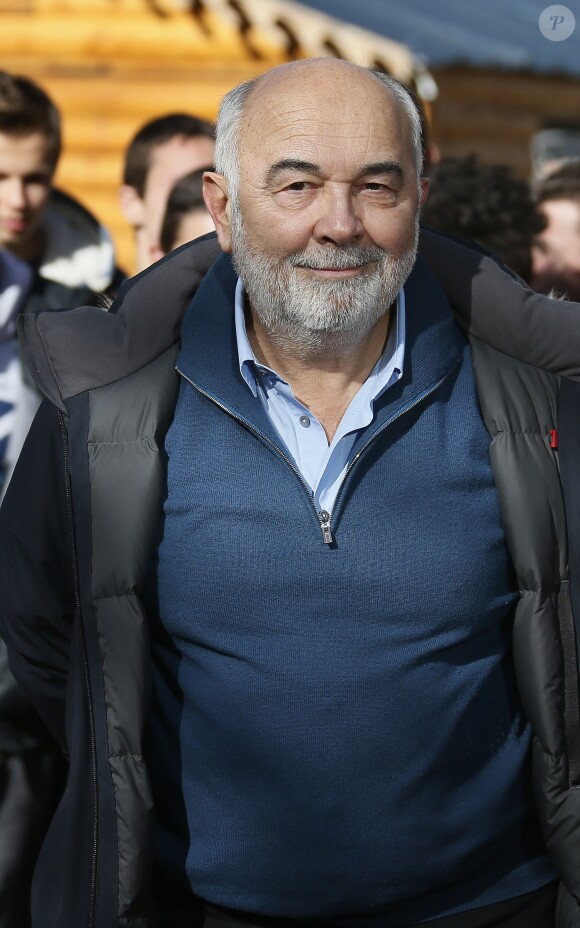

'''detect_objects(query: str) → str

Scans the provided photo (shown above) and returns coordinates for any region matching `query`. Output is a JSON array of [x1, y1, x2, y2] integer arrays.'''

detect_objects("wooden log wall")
[[0, 0, 296, 272], [0, 0, 427, 275], [432, 66, 580, 179]]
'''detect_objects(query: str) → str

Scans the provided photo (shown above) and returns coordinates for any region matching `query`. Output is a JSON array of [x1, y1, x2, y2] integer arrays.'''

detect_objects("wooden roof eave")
[[193, 0, 437, 95]]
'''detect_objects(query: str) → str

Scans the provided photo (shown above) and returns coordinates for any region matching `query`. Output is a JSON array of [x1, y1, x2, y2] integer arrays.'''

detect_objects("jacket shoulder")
[[18, 235, 223, 411]]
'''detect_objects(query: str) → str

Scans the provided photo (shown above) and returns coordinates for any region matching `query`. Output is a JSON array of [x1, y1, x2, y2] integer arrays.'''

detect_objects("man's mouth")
[[2, 217, 27, 233], [300, 265, 369, 279], [294, 259, 373, 278]]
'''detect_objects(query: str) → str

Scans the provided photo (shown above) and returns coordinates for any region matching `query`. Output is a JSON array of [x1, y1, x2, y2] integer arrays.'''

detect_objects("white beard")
[[230, 201, 418, 357]]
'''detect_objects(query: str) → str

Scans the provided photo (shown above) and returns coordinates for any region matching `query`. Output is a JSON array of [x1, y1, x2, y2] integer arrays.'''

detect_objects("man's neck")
[[246, 309, 392, 444], [9, 226, 45, 265], [134, 228, 155, 275]]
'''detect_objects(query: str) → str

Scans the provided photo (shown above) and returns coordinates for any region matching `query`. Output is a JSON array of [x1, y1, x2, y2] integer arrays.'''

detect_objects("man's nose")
[[313, 187, 364, 245], [6, 178, 26, 210]]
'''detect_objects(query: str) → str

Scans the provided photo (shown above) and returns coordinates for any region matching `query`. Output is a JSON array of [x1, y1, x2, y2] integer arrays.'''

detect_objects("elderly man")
[[1, 60, 579, 928]]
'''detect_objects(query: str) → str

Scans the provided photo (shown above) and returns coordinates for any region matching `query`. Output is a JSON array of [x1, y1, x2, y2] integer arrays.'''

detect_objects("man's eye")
[[284, 182, 311, 191], [364, 182, 388, 191], [25, 174, 50, 185]]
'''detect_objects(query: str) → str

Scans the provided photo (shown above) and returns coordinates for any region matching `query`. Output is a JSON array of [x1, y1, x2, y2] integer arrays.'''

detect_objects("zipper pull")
[[319, 510, 333, 545]]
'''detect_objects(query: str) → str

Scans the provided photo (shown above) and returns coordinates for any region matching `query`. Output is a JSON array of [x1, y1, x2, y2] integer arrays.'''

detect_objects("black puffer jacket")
[[0, 187, 125, 755], [1, 233, 580, 928]]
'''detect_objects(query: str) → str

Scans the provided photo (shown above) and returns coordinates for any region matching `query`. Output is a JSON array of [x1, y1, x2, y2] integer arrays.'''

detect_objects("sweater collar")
[[349, 254, 463, 456], [177, 252, 463, 448], [177, 253, 281, 446]]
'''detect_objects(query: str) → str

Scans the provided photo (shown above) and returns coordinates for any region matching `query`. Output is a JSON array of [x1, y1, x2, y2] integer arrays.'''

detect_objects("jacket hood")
[[38, 189, 119, 292], [18, 233, 222, 413], [17, 228, 477, 416]]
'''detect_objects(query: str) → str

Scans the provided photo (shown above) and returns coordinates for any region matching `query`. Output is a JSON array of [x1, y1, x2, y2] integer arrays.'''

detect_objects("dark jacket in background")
[[0, 187, 125, 928]]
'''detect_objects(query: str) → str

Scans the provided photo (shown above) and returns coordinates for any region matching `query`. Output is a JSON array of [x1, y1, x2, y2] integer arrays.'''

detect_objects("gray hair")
[[372, 71, 424, 177], [214, 65, 424, 199], [213, 75, 259, 199]]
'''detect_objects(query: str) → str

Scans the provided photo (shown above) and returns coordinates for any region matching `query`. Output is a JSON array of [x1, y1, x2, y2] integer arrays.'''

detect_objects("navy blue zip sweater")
[[147, 254, 553, 926]]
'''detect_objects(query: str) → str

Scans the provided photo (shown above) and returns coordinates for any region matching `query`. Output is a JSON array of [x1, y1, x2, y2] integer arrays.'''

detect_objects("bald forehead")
[[237, 61, 415, 176], [244, 60, 397, 122]]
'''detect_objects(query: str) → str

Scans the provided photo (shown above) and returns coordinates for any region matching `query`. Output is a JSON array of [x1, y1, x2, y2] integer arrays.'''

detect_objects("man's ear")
[[203, 172, 233, 253], [119, 185, 146, 228], [419, 177, 430, 208]]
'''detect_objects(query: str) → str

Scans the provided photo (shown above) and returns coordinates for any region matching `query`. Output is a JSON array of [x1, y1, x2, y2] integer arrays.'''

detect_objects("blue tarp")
[[301, 0, 580, 75]]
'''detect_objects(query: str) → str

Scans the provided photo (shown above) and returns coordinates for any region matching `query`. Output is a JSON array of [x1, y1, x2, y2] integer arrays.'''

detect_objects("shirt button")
[[299, 415, 311, 428]]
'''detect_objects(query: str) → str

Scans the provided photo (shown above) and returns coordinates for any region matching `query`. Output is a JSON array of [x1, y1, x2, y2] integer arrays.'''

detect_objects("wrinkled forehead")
[[238, 70, 414, 179]]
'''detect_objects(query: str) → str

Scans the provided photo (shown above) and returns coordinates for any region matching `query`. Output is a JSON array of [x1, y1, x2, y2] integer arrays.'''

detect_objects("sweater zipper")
[[177, 362, 458, 546], [329, 362, 460, 524], [176, 366, 332, 542], [58, 411, 98, 928]]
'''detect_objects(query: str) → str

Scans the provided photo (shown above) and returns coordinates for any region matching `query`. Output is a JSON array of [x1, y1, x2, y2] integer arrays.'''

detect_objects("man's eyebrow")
[[264, 159, 406, 186], [265, 159, 321, 185], [356, 161, 405, 181]]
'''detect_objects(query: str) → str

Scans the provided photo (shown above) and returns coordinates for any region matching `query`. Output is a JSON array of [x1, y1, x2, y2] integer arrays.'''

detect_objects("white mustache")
[[289, 247, 386, 271]]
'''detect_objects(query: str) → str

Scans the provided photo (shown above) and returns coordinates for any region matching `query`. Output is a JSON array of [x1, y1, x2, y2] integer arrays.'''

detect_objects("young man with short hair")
[[0, 70, 123, 487], [119, 113, 215, 271], [157, 168, 215, 258]]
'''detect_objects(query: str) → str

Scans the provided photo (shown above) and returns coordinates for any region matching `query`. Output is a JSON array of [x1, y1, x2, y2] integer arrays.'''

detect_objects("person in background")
[[421, 154, 542, 283], [156, 168, 215, 259], [530, 127, 580, 183], [0, 248, 32, 496], [0, 70, 123, 928], [2, 58, 579, 928], [531, 160, 580, 300], [119, 113, 215, 272], [0, 70, 124, 485], [0, 72, 123, 319]]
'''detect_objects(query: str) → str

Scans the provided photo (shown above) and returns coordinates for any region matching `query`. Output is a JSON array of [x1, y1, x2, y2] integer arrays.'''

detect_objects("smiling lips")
[[305, 266, 368, 278], [296, 261, 372, 279], [2, 217, 27, 233]]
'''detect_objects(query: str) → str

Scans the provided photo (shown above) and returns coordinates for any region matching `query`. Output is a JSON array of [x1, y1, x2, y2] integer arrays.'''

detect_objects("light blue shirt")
[[235, 278, 405, 514]]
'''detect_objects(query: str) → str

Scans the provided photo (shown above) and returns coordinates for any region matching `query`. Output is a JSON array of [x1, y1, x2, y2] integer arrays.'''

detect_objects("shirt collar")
[[234, 276, 405, 400], [235, 279, 263, 397]]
